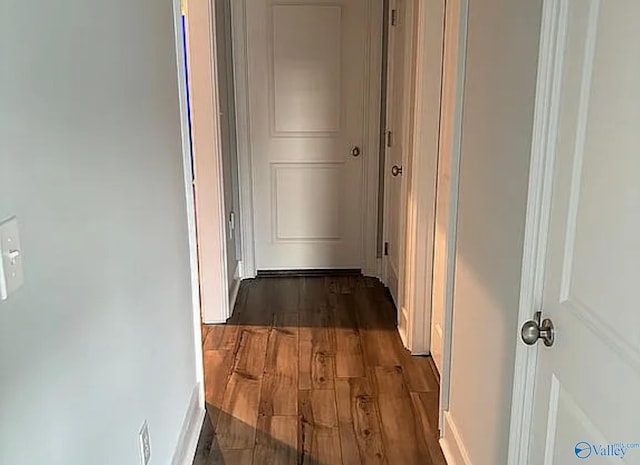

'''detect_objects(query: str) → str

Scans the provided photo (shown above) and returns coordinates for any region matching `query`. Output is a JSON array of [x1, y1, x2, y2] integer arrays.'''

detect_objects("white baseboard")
[[171, 383, 205, 465], [440, 411, 473, 465]]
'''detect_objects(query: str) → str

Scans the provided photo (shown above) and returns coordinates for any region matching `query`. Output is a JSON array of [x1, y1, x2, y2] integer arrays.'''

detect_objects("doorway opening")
[[182, 0, 469, 463]]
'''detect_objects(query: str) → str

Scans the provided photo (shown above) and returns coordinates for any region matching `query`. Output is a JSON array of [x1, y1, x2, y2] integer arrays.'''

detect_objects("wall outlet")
[[138, 421, 151, 465]]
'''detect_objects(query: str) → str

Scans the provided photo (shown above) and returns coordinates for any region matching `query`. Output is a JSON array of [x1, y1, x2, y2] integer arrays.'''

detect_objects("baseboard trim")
[[171, 383, 205, 465], [440, 411, 473, 465], [256, 268, 362, 278]]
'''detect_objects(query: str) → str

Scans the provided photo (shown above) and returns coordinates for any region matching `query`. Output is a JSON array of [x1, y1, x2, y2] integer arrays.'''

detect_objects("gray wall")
[[0, 1, 198, 464], [447, 0, 543, 464]]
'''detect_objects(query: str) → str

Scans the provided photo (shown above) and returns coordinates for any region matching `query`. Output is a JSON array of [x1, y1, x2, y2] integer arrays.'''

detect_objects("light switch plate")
[[0, 216, 24, 300]]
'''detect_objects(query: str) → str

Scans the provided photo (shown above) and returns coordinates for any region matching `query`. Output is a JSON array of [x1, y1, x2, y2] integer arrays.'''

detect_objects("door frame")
[[232, 0, 384, 278], [398, 0, 443, 355], [507, 0, 564, 462], [174, 4, 209, 462], [433, 0, 468, 434], [381, 0, 418, 346], [183, 0, 231, 325], [383, 0, 451, 357]]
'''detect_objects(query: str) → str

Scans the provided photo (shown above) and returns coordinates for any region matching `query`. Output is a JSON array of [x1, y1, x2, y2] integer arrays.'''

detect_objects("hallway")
[[193, 276, 446, 465]]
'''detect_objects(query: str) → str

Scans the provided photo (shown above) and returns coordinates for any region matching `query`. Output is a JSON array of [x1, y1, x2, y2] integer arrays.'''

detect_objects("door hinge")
[[384, 242, 389, 256], [391, 9, 398, 26], [386, 130, 393, 148]]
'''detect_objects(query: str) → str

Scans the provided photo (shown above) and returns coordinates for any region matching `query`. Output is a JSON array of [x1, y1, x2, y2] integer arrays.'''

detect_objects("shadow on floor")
[[204, 275, 398, 331], [193, 404, 325, 465]]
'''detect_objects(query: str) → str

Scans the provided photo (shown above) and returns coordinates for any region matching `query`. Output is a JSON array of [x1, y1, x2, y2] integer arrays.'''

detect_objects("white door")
[[246, 0, 370, 270], [383, 0, 411, 307], [527, 1, 640, 463]]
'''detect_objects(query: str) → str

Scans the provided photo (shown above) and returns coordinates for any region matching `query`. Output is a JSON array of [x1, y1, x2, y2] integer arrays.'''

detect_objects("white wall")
[[444, 1, 543, 464], [0, 1, 199, 464]]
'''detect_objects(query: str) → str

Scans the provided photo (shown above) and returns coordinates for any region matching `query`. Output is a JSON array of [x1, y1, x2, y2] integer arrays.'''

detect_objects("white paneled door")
[[527, 0, 640, 463], [246, 0, 371, 270], [383, 0, 411, 306]]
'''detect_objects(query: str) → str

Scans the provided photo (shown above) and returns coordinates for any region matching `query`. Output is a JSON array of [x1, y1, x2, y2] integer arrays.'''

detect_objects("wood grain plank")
[[300, 426, 342, 465], [299, 345, 335, 390], [325, 276, 354, 295], [265, 313, 299, 376], [253, 415, 298, 465], [260, 373, 298, 417], [299, 390, 338, 428], [232, 278, 272, 326], [208, 448, 254, 465], [233, 328, 269, 379], [270, 278, 301, 315], [215, 328, 268, 450], [261, 313, 299, 416], [372, 366, 431, 465], [218, 324, 242, 352], [203, 350, 234, 410], [215, 371, 262, 450], [332, 294, 366, 378], [299, 390, 342, 465], [354, 288, 403, 367], [401, 354, 439, 393], [299, 297, 336, 390], [410, 392, 447, 465], [335, 378, 387, 465], [202, 324, 225, 351], [335, 380, 366, 465], [336, 420, 362, 465]]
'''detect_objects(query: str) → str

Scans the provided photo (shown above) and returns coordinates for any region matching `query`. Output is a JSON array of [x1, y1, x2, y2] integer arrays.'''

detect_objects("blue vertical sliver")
[[181, 13, 195, 181]]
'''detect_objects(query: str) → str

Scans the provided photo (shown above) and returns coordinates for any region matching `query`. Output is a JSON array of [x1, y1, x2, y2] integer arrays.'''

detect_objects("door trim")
[[400, 0, 444, 355], [231, 0, 256, 279], [507, 0, 564, 462], [388, 0, 448, 357], [232, 0, 384, 278], [436, 0, 469, 435], [173, 0, 205, 427], [183, 0, 231, 324]]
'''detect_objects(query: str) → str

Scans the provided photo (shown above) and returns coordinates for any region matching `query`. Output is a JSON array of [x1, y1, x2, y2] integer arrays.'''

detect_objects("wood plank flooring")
[[193, 276, 446, 465]]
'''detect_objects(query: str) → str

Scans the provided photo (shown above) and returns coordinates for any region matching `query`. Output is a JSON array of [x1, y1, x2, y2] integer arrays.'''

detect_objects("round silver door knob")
[[391, 165, 403, 176], [521, 320, 541, 345], [520, 311, 555, 347]]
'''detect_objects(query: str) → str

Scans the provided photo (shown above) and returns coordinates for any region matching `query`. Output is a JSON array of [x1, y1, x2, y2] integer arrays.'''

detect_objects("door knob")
[[391, 165, 403, 176], [351, 146, 361, 157], [521, 311, 555, 347]]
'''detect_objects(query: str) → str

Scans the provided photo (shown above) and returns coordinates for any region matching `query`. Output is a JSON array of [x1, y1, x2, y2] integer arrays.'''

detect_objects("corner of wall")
[[440, 411, 474, 465]]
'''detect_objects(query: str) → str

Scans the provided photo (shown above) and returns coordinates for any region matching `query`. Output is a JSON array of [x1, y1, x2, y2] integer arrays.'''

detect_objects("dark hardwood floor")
[[193, 275, 447, 465]]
